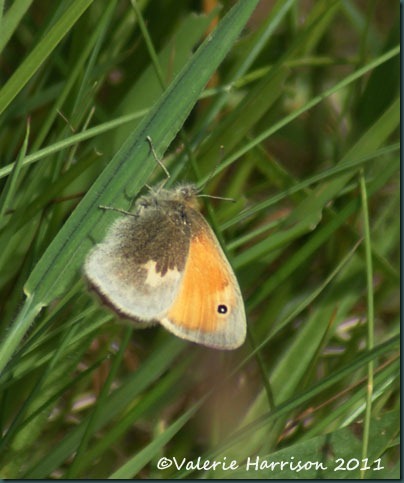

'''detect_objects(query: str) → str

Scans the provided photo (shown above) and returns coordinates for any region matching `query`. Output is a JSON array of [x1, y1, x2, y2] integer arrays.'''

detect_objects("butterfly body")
[[85, 184, 246, 349]]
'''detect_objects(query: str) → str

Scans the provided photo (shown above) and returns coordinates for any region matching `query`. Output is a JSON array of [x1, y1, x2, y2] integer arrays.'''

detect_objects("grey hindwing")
[[85, 206, 191, 321]]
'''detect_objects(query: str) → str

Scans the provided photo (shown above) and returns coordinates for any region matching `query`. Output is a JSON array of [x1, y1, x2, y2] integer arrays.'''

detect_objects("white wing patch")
[[142, 260, 181, 288]]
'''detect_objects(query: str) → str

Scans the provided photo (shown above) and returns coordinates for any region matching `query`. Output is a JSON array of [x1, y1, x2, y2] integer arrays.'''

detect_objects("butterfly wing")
[[160, 210, 246, 349], [85, 210, 190, 322]]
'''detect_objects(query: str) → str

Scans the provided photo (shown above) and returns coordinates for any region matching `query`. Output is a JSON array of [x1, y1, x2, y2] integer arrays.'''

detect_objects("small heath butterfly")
[[84, 183, 246, 349]]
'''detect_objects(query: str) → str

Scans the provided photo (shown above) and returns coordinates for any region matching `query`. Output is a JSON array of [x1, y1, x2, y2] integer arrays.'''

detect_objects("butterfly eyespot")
[[217, 304, 228, 314]]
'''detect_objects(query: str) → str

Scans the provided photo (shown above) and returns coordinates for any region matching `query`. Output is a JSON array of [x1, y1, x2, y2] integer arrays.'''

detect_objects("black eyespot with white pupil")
[[218, 304, 228, 314]]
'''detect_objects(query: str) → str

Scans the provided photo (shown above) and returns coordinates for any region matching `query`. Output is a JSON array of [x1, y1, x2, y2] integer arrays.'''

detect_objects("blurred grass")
[[0, 0, 399, 479]]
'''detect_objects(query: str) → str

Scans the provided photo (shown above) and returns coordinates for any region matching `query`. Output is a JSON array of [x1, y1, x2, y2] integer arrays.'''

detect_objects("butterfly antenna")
[[197, 146, 235, 202], [146, 136, 170, 188], [197, 193, 235, 203], [198, 144, 225, 193], [99, 205, 137, 217]]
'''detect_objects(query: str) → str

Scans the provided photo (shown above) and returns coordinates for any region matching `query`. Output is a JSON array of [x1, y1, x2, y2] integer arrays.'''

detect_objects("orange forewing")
[[167, 228, 235, 332]]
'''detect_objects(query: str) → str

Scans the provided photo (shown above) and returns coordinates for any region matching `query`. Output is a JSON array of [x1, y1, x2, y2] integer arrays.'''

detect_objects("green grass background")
[[0, 0, 399, 479]]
